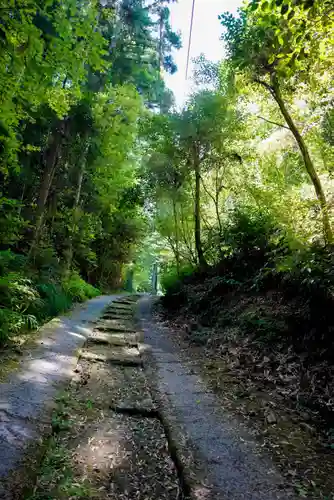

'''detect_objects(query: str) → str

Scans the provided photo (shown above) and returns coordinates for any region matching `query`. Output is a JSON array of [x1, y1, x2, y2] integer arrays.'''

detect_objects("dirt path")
[[138, 297, 296, 500]]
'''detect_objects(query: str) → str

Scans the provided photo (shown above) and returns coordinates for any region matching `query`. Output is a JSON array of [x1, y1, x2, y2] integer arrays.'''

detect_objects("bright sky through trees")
[[165, 0, 243, 106]]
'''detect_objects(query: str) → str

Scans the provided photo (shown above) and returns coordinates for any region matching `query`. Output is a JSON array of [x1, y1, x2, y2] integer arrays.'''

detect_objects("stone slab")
[[80, 344, 142, 366]]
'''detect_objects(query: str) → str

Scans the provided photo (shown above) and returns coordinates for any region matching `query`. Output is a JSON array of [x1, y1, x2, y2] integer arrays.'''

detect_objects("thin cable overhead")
[[185, 0, 196, 80]]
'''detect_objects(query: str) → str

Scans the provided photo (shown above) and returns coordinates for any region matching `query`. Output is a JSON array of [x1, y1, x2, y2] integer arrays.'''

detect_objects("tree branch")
[[200, 174, 217, 205], [254, 78, 274, 94], [255, 115, 290, 130]]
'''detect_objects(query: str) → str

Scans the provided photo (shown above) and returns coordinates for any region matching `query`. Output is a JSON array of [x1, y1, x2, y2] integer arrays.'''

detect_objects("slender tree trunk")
[[66, 156, 86, 272], [215, 192, 223, 238], [74, 162, 85, 207], [28, 133, 62, 258], [193, 148, 207, 268], [125, 267, 134, 293], [18, 182, 26, 216], [151, 262, 158, 294], [180, 203, 196, 264], [200, 170, 223, 237], [215, 169, 225, 238], [172, 197, 180, 274], [269, 76, 332, 245], [159, 7, 164, 73]]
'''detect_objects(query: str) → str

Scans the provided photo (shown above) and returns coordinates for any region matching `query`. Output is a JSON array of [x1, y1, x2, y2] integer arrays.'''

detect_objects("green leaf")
[[281, 4, 289, 15], [250, 0, 260, 11]]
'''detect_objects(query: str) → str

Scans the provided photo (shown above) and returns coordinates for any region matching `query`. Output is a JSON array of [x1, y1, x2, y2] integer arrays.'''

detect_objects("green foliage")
[[0, 0, 181, 346], [0, 0, 108, 170], [219, 0, 334, 243], [221, 208, 279, 256], [220, 0, 332, 82], [0, 272, 40, 313], [0, 255, 100, 344], [0, 308, 38, 344], [162, 208, 334, 353], [36, 284, 72, 320], [160, 263, 195, 294], [0, 250, 26, 275], [61, 273, 100, 303]]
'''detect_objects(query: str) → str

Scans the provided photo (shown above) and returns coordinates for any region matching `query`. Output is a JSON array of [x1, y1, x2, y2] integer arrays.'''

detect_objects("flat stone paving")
[[28, 295, 179, 500], [0, 295, 180, 499], [138, 297, 296, 500]]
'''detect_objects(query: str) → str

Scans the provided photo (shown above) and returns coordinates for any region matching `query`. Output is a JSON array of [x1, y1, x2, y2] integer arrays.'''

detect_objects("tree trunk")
[[214, 191, 223, 237], [193, 148, 207, 268], [180, 203, 197, 264], [159, 7, 164, 74], [125, 267, 134, 293], [172, 197, 180, 274], [270, 76, 333, 245], [200, 170, 223, 237], [65, 156, 86, 272], [28, 131, 62, 258], [151, 262, 158, 294]]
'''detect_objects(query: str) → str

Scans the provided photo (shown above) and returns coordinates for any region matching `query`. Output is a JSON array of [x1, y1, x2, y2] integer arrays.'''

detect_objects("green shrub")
[[0, 250, 27, 275], [0, 272, 41, 342], [0, 262, 100, 344], [0, 308, 38, 343], [221, 207, 280, 257], [61, 272, 100, 303], [160, 263, 195, 294], [136, 280, 152, 293], [36, 283, 72, 319]]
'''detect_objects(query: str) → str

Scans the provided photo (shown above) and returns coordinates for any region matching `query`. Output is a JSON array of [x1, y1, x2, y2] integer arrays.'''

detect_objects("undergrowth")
[[160, 208, 334, 434], [0, 251, 100, 344], [161, 208, 334, 359]]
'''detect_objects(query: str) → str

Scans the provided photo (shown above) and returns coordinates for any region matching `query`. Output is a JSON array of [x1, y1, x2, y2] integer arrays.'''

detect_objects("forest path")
[[1, 295, 182, 499], [138, 296, 295, 500], [0, 295, 126, 497], [1, 294, 296, 500]]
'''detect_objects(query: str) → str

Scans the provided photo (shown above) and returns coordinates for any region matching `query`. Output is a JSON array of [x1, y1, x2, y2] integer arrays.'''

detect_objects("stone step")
[[80, 344, 142, 366], [88, 331, 141, 347], [95, 328, 143, 342], [73, 361, 155, 412]]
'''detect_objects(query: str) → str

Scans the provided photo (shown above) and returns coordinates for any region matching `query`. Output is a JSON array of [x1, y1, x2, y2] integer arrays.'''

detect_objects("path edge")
[[137, 297, 214, 500]]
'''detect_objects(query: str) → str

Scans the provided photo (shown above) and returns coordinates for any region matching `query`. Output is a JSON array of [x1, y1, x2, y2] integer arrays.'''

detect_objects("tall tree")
[[220, 0, 333, 243]]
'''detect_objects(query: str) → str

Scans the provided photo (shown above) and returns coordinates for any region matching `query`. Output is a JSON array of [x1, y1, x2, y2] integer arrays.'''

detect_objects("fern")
[[0, 307, 38, 343]]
